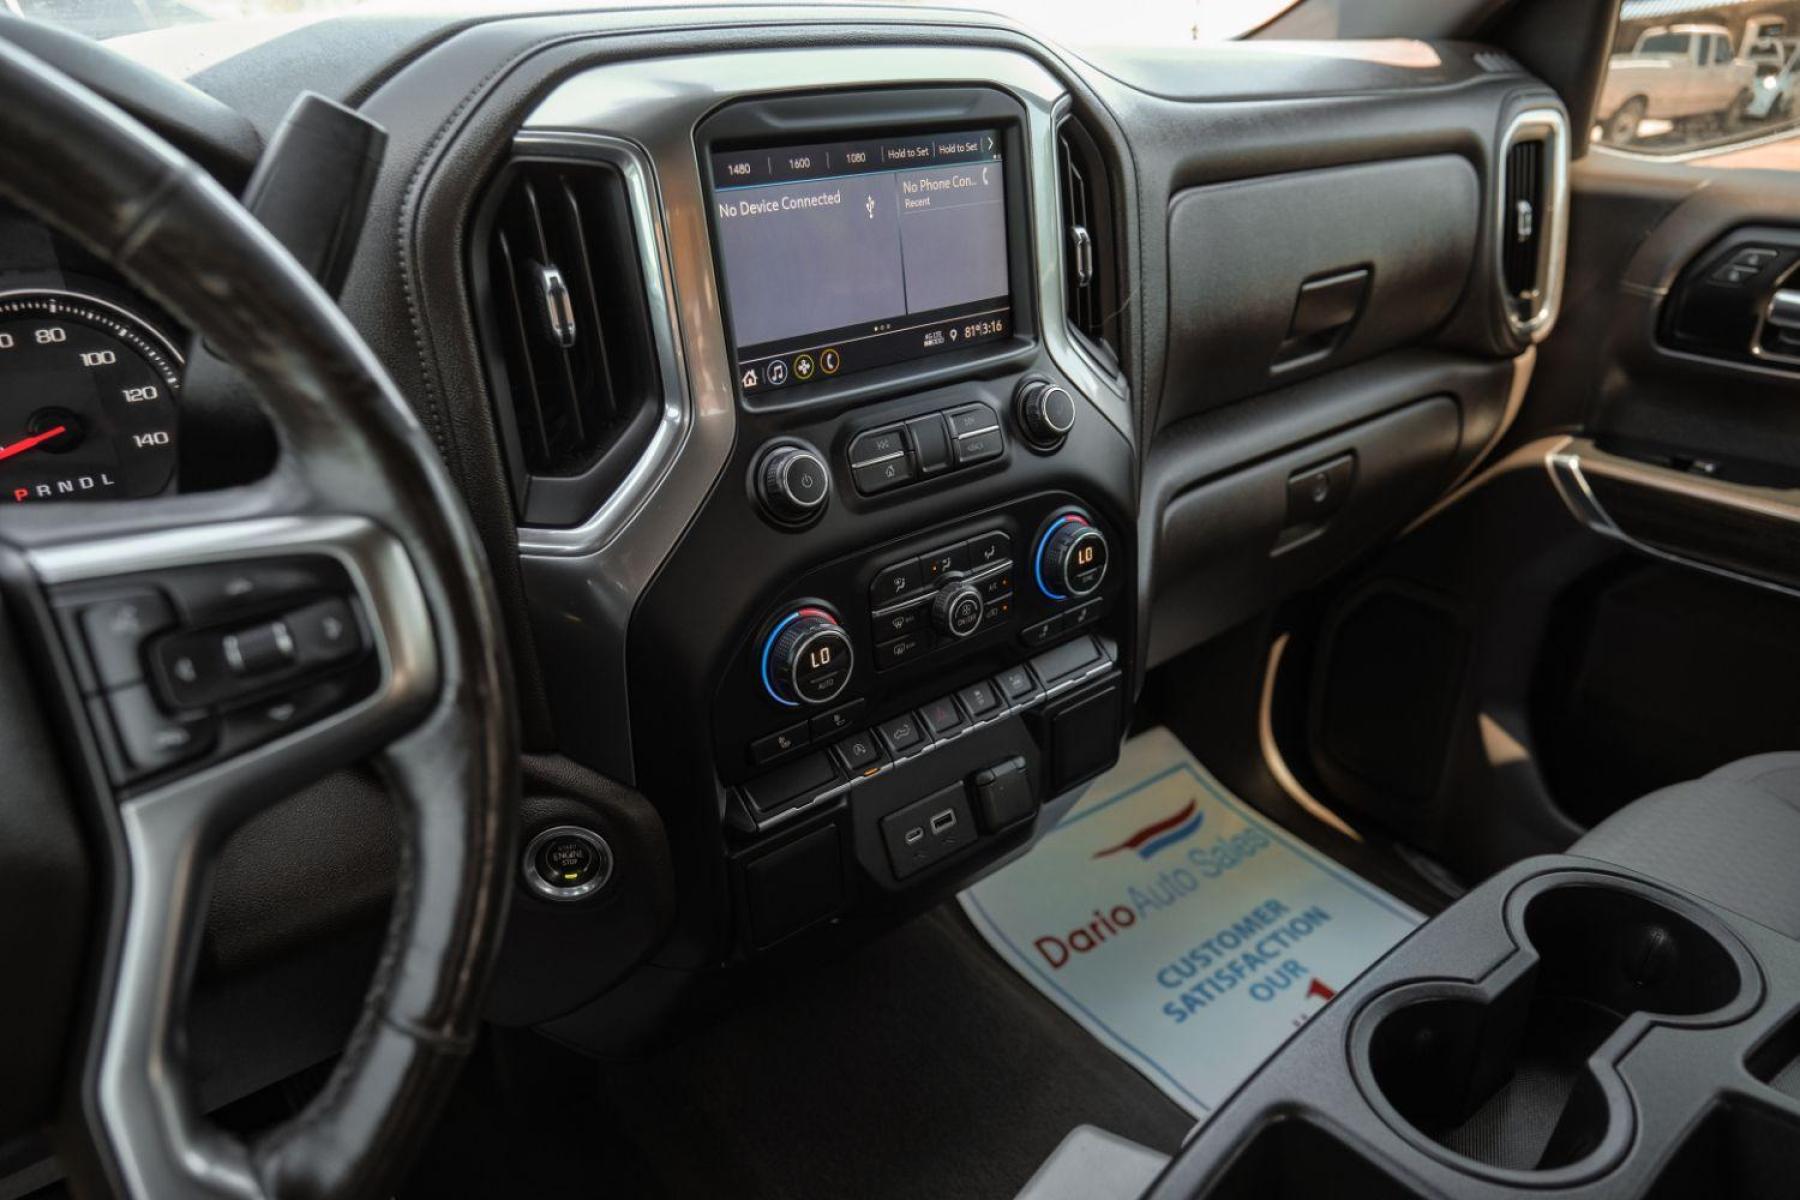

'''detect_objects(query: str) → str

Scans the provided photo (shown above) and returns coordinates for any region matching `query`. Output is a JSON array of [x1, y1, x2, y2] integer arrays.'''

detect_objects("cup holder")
[[1353, 875, 1758, 1184]]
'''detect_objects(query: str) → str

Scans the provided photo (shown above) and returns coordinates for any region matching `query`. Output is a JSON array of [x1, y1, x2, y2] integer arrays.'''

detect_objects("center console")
[[1149, 856, 1800, 1199], [496, 71, 1142, 980]]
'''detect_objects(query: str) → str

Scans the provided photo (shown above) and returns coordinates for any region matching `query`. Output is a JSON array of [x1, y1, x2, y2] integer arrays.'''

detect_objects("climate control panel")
[[717, 494, 1124, 788]]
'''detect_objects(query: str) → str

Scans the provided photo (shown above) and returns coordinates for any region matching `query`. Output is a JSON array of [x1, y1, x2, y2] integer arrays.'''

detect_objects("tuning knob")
[[1036, 513, 1109, 601], [1015, 379, 1076, 450], [762, 608, 854, 707], [757, 443, 831, 524], [933, 581, 986, 640]]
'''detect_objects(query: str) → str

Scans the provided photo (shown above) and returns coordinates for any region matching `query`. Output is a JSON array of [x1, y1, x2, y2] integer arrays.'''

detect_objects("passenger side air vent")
[[476, 153, 662, 528], [1055, 116, 1124, 375], [1496, 109, 1570, 344]]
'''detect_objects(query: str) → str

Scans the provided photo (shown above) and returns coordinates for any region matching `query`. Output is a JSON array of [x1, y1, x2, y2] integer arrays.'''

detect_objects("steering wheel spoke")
[[14, 508, 441, 1198]]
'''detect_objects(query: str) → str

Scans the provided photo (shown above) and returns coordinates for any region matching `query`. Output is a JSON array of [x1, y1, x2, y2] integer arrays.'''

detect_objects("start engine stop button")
[[522, 825, 613, 901]]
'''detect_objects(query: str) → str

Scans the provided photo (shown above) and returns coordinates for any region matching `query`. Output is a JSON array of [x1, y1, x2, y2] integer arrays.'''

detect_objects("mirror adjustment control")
[[762, 607, 854, 707], [933, 582, 985, 640], [1014, 379, 1076, 450], [1035, 513, 1109, 601], [756, 443, 831, 524]]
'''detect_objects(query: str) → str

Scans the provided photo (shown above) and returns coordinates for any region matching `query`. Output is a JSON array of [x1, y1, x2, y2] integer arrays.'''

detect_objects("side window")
[[1596, 4, 1800, 160]]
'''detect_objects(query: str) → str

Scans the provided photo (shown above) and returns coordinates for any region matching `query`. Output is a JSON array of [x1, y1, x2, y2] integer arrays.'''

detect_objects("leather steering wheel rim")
[[0, 36, 516, 1200]]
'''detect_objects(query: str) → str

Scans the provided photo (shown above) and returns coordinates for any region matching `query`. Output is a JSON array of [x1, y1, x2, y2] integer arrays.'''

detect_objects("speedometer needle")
[[0, 425, 68, 462]]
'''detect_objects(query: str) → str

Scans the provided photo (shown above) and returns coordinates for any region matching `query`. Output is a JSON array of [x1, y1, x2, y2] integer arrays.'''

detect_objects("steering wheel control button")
[[94, 685, 214, 780], [287, 597, 362, 666], [920, 694, 967, 740], [1015, 380, 1077, 450], [523, 826, 614, 902], [222, 620, 295, 676], [751, 722, 810, 766], [1035, 513, 1109, 600], [763, 609, 854, 707], [933, 582, 986, 640], [78, 590, 174, 689], [757, 443, 831, 524]]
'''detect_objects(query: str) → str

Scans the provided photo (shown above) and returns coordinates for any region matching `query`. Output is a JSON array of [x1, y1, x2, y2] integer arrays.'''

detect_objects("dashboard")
[[0, 1, 1572, 1121], [0, 209, 186, 505]]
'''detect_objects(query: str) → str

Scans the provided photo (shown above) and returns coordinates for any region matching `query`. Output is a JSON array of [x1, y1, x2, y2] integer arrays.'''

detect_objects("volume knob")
[[1015, 380, 1076, 450], [758, 444, 831, 524]]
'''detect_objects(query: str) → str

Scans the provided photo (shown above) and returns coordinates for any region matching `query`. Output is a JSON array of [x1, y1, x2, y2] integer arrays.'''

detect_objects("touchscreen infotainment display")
[[709, 128, 1011, 395]]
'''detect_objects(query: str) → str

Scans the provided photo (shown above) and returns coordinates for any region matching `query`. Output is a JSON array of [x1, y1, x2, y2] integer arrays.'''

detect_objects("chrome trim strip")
[[509, 133, 693, 558], [1546, 437, 1800, 601], [1497, 107, 1570, 344]]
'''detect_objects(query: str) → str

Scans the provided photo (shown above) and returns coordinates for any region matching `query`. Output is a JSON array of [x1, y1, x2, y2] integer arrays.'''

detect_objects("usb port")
[[904, 827, 925, 846], [930, 809, 957, 835]]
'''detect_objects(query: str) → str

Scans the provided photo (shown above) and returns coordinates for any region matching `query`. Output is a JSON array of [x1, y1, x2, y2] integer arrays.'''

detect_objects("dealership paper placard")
[[959, 727, 1422, 1119]]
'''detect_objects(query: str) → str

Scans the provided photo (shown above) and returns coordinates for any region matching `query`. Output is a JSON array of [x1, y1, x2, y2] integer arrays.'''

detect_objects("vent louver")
[[1055, 117, 1123, 375], [1501, 137, 1545, 313], [1495, 109, 1569, 344], [478, 156, 660, 527]]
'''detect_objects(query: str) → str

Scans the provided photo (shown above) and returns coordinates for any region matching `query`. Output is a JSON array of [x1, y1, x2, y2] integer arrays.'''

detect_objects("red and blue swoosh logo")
[[1092, 798, 1204, 861]]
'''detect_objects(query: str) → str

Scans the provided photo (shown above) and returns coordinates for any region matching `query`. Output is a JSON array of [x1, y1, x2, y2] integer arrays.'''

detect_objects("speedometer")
[[0, 289, 181, 504]]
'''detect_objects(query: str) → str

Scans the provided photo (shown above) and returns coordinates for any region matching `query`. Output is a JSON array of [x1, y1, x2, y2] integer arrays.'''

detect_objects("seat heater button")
[[751, 722, 810, 765], [80, 591, 175, 690]]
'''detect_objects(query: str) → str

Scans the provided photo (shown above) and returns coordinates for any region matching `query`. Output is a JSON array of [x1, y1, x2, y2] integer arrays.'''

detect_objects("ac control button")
[[933, 583, 985, 640]]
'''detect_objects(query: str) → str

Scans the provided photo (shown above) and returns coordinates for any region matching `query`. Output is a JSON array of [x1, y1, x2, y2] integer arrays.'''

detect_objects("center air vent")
[[1496, 109, 1569, 344], [1055, 116, 1123, 375], [476, 153, 661, 528]]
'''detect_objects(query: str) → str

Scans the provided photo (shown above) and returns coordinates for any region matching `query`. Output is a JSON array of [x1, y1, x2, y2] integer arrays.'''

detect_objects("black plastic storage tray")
[[1147, 857, 1800, 1200]]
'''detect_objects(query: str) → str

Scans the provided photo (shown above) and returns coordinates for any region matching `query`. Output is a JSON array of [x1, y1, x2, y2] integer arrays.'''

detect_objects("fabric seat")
[[1571, 752, 1800, 939]]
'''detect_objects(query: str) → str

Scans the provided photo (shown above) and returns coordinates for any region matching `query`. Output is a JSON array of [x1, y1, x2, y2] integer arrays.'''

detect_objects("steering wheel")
[[0, 36, 516, 1200]]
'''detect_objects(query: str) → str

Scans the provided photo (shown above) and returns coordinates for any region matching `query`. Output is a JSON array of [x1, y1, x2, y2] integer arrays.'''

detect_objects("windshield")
[[7, 0, 1300, 45]]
